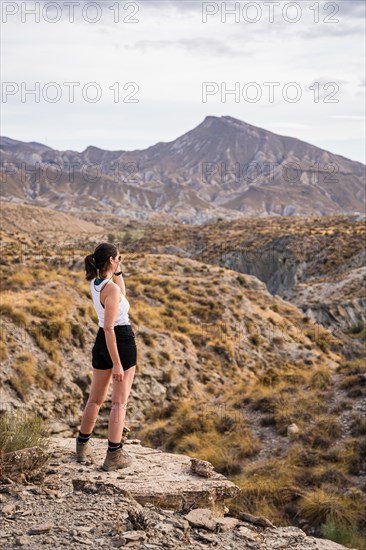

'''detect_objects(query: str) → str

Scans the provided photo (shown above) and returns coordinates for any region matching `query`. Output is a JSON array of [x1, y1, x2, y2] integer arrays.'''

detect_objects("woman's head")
[[85, 242, 120, 281]]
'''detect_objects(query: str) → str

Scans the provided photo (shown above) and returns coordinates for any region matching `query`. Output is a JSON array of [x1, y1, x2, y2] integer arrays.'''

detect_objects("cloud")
[[330, 115, 365, 120], [299, 22, 365, 39], [124, 38, 249, 57], [337, 0, 366, 17], [33, 0, 366, 19]]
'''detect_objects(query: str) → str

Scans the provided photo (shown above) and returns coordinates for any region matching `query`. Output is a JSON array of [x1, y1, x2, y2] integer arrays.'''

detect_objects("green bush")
[[321, 518, 366, 550]]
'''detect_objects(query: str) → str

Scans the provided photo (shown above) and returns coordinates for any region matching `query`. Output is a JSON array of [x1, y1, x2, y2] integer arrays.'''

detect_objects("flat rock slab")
[[51, 437, 240, 515]]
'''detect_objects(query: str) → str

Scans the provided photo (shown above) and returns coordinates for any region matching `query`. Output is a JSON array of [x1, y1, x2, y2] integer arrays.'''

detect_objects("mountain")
[[0, 116, 365, 222]]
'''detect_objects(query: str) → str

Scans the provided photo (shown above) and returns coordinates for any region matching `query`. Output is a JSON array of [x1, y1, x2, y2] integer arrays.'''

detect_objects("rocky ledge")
[[0, 437, 356, 549]]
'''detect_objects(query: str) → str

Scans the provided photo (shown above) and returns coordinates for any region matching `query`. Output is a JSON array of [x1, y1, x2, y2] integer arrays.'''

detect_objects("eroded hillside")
[[0, 204, 365, 546]]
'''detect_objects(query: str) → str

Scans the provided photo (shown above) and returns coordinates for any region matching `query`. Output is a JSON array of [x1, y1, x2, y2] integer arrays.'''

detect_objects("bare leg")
[[80, 369, 112, 434], [108, 365, 136, 443]]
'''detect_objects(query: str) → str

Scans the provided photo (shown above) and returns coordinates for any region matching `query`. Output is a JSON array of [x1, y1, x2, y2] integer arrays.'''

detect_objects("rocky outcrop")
[[218, 243, 366, 331], [0, 437, 356, 549], [52, 437, 239, 516], [282, 268, 366, 330], [219, 237, 305, 294], [295, 297, 366, 331]]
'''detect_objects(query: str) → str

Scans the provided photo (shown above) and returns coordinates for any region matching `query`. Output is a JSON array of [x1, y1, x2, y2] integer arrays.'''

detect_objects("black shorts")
[[92, 324, 137, 371]]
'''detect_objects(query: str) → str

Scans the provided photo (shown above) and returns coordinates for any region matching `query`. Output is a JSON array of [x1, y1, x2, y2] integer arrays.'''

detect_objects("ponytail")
[[85, 253, 98, 281]]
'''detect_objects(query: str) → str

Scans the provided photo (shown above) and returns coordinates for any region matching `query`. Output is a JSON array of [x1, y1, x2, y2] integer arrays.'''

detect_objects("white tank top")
[[90, 278, 131, 328]]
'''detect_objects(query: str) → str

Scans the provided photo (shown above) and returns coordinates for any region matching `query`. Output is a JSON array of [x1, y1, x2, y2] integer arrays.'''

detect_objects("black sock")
[[108, 440, 122, 452], [78, 431, 92, 444]]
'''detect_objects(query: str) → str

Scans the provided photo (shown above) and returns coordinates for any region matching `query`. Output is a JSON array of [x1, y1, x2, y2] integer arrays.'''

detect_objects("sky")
[[1, 0, 365, 162]]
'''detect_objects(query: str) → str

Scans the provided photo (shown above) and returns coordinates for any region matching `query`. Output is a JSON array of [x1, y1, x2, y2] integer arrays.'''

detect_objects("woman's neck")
[[98, 272, 113, 280]]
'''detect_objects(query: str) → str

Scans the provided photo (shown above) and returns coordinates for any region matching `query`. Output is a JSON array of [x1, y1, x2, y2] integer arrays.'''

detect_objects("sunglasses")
[[114, 254, 122, 262]]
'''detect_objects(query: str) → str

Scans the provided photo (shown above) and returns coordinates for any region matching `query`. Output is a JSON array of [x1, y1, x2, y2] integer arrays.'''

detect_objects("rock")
[[309, 538, 359, 550], [15, 535, 32, 546], [287, 423, 300, 436], [121, 425, 130, 444], [54, 437, 239, 516], [155, 520, 175, 534], [196, 531, 219, 543], [184, 508, 217, 531], [165, 516, 189, 531], [49, 421, 72, 435], [1, 503, 16, 514], [239, 511, 276, 528], [72, 536, 93, 545], [215, 516, 240, 532], [123, 530, 147, 542], [113, 539, 126, 548], [190, 458, 215, 478], [0, 436, 355, 550], [261, 526, 355, 550], [236, 525, 260, 542], [28, 522, 54, 535]]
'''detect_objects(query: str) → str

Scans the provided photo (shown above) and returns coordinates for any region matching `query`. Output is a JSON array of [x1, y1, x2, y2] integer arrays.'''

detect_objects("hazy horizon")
[[1, 0, 365, 163]]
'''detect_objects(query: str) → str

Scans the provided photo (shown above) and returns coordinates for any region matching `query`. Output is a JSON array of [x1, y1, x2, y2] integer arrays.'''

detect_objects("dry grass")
[[140, 398, 261, 476], [298, 488, 364, 528], [10, 353, 38, 398], [0, 409, 50, 454]]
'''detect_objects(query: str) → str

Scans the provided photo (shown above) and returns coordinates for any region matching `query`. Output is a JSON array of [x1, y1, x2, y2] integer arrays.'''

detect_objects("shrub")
[[321, 518, 366, 550], [10, 353, 37, 398], [298, 488, 363, 528], [0, 341, 7, 361], [71, 323, 85, 348], [0, 409, 50, 454], [310, 366, 332, 390], [236, 275, 248, 287], [317, 338, 330, 353], [139, 331, 154, 346], [250, 334, 262, 347], [350, 413, 366, 436]]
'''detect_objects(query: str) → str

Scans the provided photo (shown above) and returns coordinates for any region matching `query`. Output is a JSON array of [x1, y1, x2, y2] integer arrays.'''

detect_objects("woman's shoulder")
[[104, 281, 121, 296]]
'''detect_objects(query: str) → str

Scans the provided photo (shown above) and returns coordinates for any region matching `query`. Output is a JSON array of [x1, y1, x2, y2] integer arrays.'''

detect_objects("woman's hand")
[[114, 257, 123, 275], [112, 363, 124, 382]]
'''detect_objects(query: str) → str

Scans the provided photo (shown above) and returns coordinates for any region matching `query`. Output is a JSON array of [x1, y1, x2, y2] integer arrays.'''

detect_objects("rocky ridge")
[[1, 115, 364, 222], [0, 437, 356, 549]]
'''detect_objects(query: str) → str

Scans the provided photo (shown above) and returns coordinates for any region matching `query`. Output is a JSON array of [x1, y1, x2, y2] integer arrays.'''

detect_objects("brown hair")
[[84, 242, 119, 281]]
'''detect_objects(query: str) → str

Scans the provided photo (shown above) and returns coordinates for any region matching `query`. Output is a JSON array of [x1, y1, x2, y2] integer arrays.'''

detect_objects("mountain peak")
[[1, 116, 364, 220], [201, 115, 259, 132]]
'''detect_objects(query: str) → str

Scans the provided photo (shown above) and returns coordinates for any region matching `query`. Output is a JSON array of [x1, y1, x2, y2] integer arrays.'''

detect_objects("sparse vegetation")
[[321, 517, 366, 549], [298, 488, 364, 528], [1, 213, 365, 542], [10, 352, 38, 398], [0, 409, 50, 454]]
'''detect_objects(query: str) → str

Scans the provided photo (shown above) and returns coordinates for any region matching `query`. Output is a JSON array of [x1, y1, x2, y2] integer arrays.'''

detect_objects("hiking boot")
[[76, 437, 94, 463], [101, 447, 133, 472]]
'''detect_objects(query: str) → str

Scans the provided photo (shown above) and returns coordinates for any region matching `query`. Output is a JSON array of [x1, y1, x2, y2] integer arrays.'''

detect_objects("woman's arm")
[[113, 260, 126, 296], [113, 272, 126, 296], [103, 285, 124, 382]]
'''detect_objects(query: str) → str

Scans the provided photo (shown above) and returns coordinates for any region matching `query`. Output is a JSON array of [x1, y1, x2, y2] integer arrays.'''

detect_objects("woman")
[[76, 242, 138, 472]]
